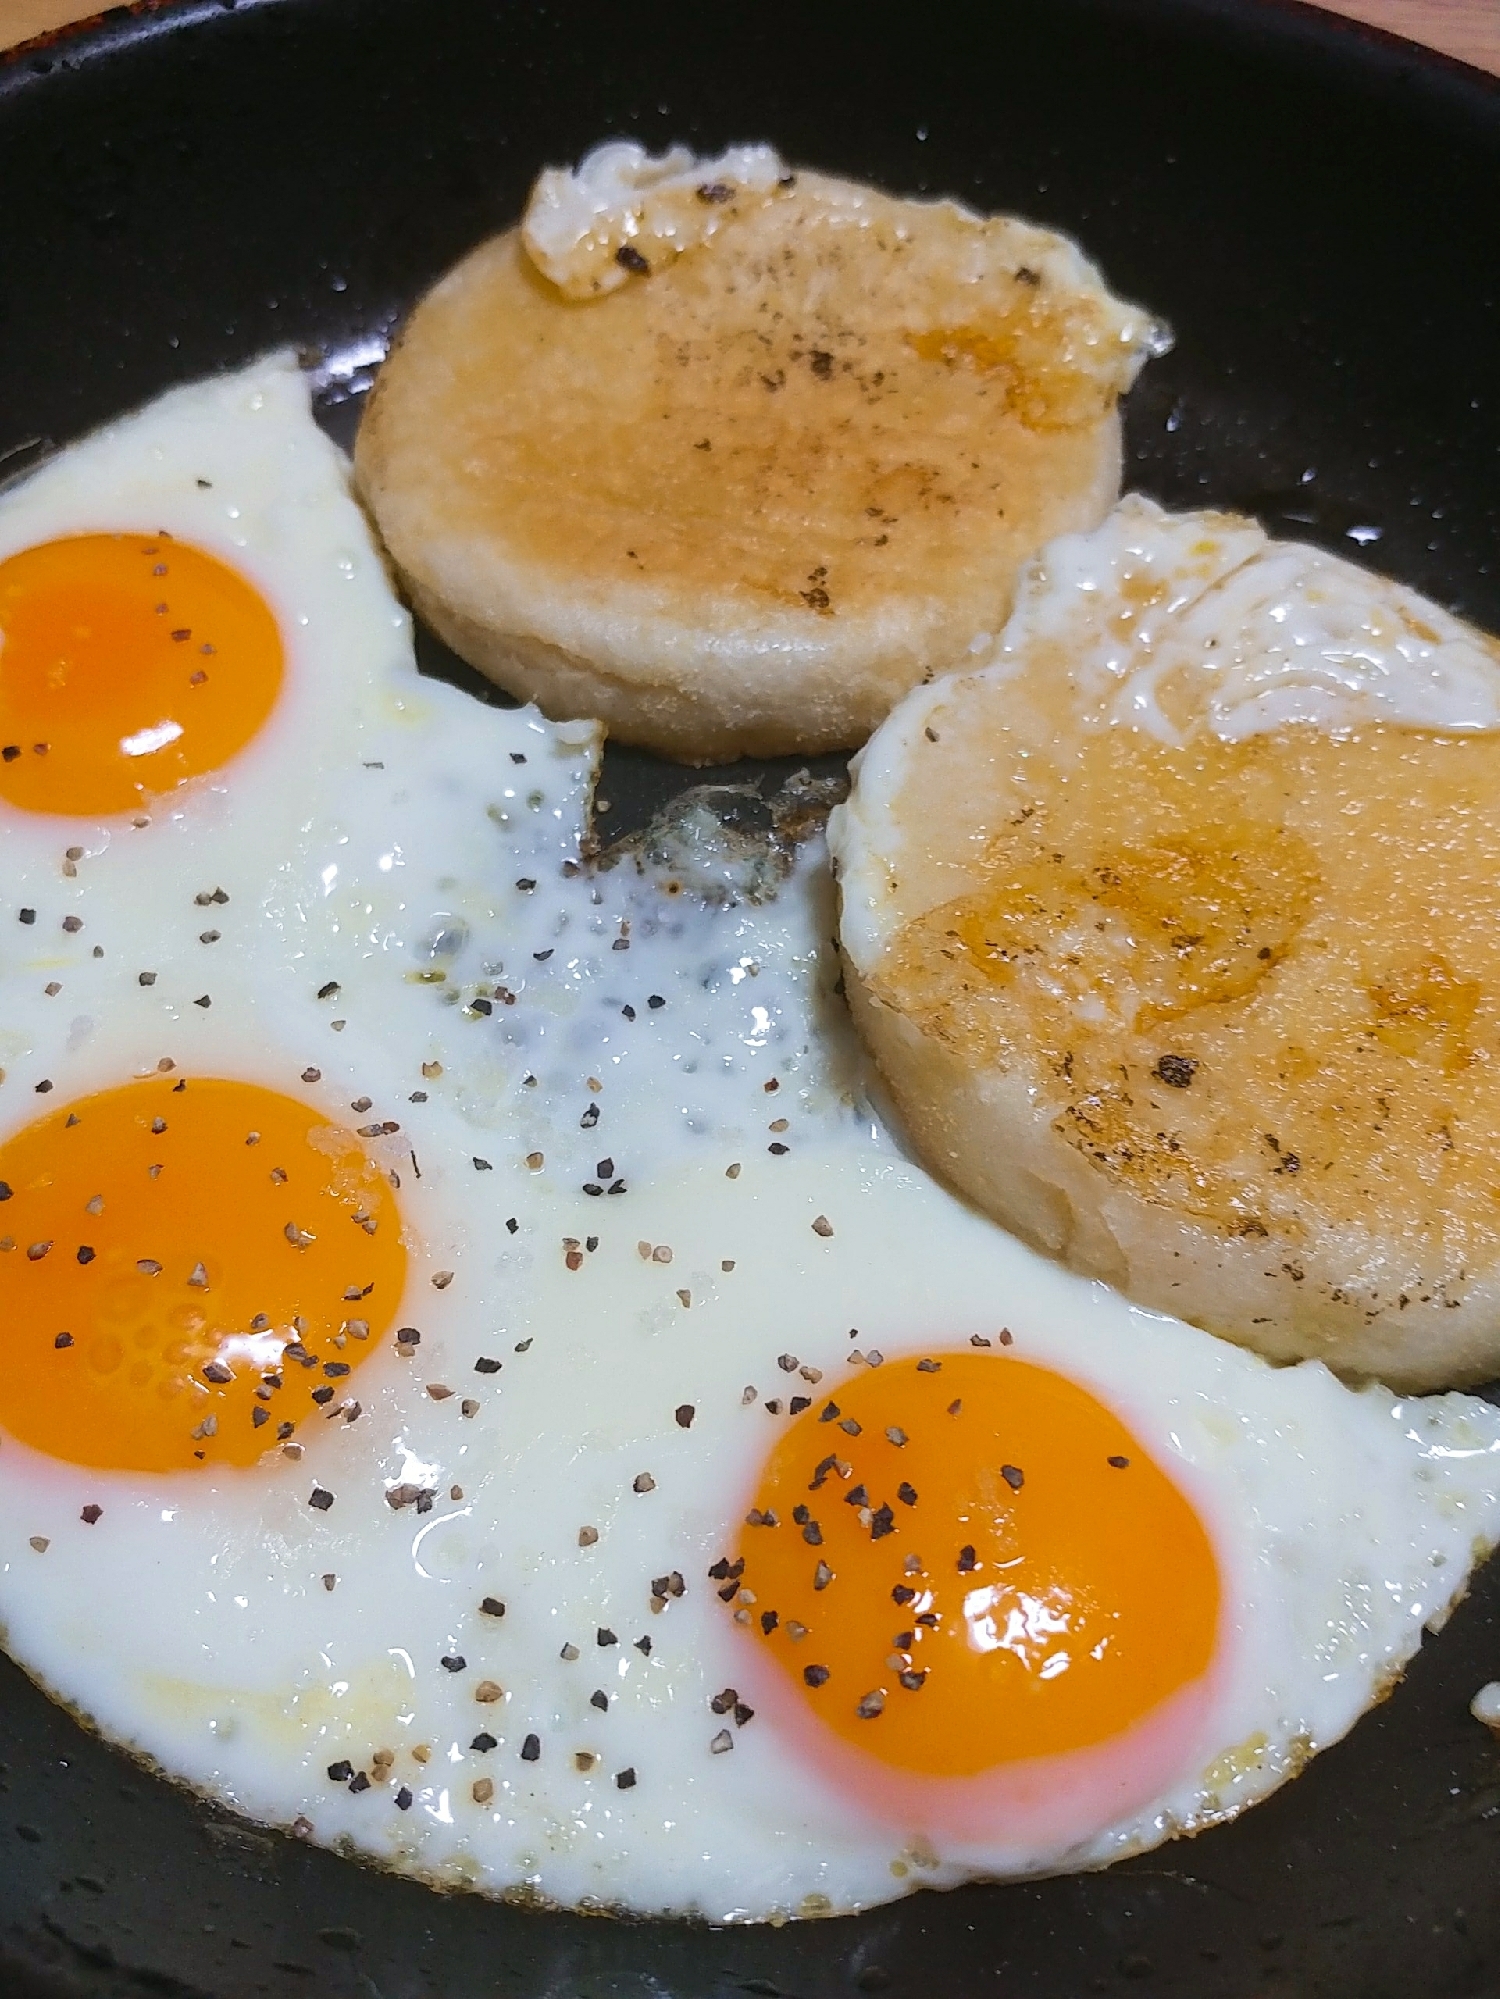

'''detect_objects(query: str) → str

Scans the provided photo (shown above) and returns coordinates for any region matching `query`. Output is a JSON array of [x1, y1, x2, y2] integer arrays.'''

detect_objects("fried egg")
[[0, 369, 1497, 1923]]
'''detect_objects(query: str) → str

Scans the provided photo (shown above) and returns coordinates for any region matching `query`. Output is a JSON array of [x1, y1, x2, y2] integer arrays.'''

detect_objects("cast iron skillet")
[[0, 0, 1498, 1992]]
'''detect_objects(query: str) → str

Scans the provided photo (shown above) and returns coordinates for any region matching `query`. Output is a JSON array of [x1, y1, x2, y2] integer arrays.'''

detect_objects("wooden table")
[[1, 0, 1498, 74]]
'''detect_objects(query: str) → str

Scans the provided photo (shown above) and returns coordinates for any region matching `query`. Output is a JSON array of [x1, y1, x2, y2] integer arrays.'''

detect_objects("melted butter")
[[906, 297, 1134, 432]]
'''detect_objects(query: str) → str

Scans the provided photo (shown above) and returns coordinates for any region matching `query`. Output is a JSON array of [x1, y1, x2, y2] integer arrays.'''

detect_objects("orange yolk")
[[733, 1353, 1219, 1777], [0, 533, 284, 816], [0, 1076, 406, 1472]]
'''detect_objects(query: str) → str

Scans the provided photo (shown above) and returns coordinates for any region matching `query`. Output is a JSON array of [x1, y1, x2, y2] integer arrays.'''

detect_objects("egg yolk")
[[732, 1352, 1219, 1777], [0, 1076, 405, 1472], [0, 533, 284, 816]]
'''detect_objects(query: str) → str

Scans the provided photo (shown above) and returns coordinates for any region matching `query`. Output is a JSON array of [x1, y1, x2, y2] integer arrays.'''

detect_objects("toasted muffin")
[[354, 141, 1162, 763], [830, 496, 1500, 1391]]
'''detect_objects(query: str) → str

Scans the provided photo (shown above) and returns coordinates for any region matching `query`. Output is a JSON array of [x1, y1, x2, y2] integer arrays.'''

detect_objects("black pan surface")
[[0, 1, 1498, 1993]]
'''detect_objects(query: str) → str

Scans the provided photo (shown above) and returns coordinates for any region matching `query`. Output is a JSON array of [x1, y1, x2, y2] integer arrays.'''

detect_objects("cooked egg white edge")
[[995, 494, 1500, 742], [523, 138, 788, 296]]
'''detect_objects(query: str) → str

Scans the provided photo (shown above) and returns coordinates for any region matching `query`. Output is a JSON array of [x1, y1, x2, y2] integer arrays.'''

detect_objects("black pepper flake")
[[473, 1157, 492, 1172], [440, 1655, 467, 1674], [308, 1488, 334, 1512], [897, 1482, 918, 1506], [899, 1670, 927, 1692], [472, 1732, 498, 1751], [869, 1504, 895, 1540], [819, 1402, 841, 1423], [474, 1356, 501, 1374], [856, 1690, 885, 1719], [1107, 1454, 1131, 1469], [317, 981, 340, 1000], [394, 1787, 413, 1811], [326, 1760, 353, 1783], [803, 1664, 830, 1688], [789, 1396, 810, 1414], [348, 1772, 371, 1795], [54, 1331, 73, 1349], [201, 1360, 232, 1384], [768, 1142, 789, 1156], [634, 1635, 652, 1655], [519, 1733, 541, 1761], [514, 877, 536, 892], [956, 1544, 977, 1572], [310, 1386, 335, 1406], [590, 1690, 609, 1711], [1002, 1464, 1025, 1490], [1153, 1053, 1198, 1090], [760, 1610, 779, 1634], [647, 995, 665, 1010], [916, 1358, 941, 1373], [597, 1627, 617, 1647], [892, 1583, 916, 1605], [813, 1560, 833, 1590], [34, 1080, 52, 1093], [505, 1218, 519, 1234], [615, 1767, 637, 1789]]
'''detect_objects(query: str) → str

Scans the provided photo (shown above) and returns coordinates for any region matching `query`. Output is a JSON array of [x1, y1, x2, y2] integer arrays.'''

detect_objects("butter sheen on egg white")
[[0, 363, 1496, 1920]]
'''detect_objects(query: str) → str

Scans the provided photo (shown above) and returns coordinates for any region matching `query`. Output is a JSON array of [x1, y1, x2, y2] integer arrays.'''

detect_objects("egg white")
[[0, 361, 1496, 1923]]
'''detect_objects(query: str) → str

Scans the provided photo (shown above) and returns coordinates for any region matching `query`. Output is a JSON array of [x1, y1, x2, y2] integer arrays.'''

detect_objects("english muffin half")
[[831, 496, 1500, 1391], [355, 141, 1163, 763]]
